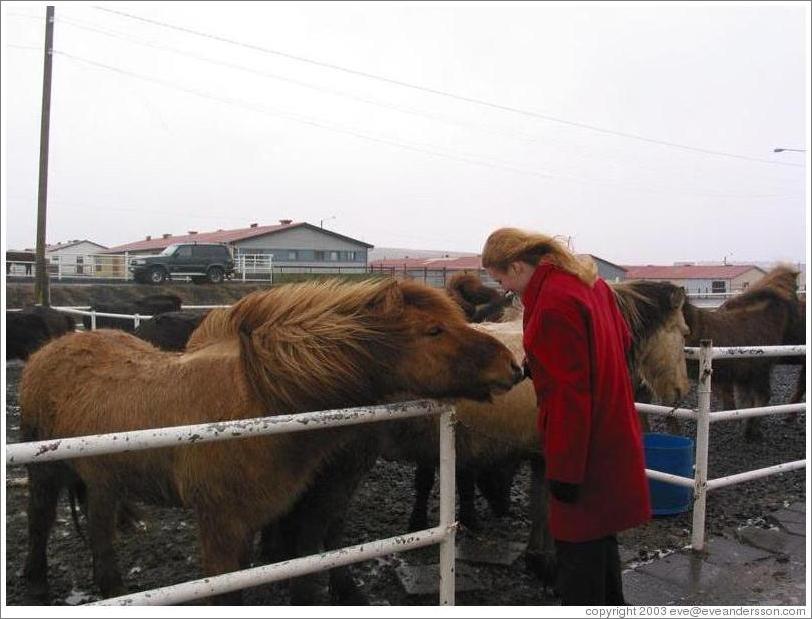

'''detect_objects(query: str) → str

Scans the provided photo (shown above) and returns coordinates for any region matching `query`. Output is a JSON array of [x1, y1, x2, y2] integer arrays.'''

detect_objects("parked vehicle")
[[129, 243, 235, 284]]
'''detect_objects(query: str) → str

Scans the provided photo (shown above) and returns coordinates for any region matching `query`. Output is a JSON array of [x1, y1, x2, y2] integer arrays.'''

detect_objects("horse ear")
[[366, 282, 405, 317], [670, 286, 687, 309]]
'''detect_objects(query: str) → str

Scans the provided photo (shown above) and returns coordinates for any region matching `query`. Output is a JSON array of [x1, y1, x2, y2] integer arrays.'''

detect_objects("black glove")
[[548, 480, 580, 504]]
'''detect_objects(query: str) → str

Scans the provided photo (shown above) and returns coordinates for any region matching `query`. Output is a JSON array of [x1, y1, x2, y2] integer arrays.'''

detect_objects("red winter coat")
[[522, 263, 650, 542]]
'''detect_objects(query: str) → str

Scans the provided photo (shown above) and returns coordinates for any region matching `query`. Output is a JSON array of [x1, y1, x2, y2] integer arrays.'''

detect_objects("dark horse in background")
[[681, 265, 803, 441], [445, 272, 521, 323]]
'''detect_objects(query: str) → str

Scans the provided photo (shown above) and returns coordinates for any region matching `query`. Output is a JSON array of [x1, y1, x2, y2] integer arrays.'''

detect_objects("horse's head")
[[614, 281, 690, 405], [191, 279, 522, 412], [377, 280, 523, 401]]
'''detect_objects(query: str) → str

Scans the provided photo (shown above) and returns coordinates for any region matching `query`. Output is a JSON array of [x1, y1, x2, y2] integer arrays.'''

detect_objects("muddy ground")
[[4, 357, 806, 606]]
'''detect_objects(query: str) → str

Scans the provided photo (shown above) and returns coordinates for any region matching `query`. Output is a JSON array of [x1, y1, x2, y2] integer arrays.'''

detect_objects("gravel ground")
[[4, 361, 806, 606]]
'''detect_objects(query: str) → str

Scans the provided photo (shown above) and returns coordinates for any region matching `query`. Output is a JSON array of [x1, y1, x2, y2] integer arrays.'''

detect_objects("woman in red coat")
[[482, 227, 650, 605]]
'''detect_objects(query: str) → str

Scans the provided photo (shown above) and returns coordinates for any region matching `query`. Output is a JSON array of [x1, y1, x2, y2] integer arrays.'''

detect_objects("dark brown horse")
[[445, 272, 521, 323], [682, 266, 802, 440], [20, 279, 522, 603]]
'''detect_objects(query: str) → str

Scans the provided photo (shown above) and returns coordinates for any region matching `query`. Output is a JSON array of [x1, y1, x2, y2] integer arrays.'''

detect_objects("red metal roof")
[[370, 255, 483, 269], [622, 265, 764, 280]]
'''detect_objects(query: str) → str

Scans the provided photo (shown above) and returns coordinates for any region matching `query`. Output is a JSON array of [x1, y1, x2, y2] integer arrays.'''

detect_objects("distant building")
[[46, 239, 109, 276], [622, 264, 766, 294], [369, 253, 627, 288], [105, 221, 374, 271]]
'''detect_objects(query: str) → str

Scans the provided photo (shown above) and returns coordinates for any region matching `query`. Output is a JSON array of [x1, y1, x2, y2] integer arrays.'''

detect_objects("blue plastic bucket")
[[643, 433, 695, 516]]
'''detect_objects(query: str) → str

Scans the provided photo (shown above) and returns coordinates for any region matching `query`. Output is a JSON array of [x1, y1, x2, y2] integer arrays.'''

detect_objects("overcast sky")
[[2, 1, 809, 265]]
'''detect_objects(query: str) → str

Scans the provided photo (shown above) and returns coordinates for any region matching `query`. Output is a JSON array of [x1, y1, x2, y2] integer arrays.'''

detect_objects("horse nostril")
[[511, 362, 524, 384]]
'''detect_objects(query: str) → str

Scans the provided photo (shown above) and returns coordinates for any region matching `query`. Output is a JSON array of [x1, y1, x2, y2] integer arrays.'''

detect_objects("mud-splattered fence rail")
[[636, 341, 807, 552], [5, 400, 459, 606]]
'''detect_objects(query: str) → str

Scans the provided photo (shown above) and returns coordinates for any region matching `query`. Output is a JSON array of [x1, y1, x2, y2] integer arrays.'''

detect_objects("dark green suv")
[[129, 243, 235, 285]]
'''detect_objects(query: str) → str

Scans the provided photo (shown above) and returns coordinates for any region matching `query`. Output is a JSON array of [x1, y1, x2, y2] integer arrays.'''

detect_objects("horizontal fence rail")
[[6, 400, 448, 466], [644, 340, 807, 551], [7, 399, 458, 605], [90, 526, 452, 606]]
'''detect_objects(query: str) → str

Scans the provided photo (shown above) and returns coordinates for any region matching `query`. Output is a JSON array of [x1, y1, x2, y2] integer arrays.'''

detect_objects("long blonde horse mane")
[[186, 278, 409, 411]]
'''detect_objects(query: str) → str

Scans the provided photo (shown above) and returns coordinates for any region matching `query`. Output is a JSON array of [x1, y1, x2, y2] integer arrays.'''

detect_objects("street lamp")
[[320, 215, 336, 228], [773, 148, 806, 153]]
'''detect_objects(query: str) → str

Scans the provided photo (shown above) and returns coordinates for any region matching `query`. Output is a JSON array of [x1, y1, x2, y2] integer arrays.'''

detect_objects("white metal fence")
[[5, 400, 459, 606], [5, 253, 277, 283], [636, 340, 807, 551]]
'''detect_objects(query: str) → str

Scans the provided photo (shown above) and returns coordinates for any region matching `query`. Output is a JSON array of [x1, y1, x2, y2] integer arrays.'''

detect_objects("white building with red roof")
[[622, 264, 766, 294]]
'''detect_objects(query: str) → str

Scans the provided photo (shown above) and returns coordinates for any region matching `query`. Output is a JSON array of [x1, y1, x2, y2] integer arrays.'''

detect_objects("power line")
[[53, 50, 803, 202], [56, 14, 768, 184], [93, 5, 803, 169]]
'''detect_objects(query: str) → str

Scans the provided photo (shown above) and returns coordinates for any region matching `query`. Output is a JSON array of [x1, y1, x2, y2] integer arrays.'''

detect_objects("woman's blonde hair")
[[482, 227, 598, 286]]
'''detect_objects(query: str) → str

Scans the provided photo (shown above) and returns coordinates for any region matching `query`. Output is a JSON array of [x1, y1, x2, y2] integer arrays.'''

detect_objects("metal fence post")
[[134, 313, 141, 329], [692, 339, 712, 551], [91, 309, 97, 330], [438, 408, 456, 605], [124, 252, 129, 280]]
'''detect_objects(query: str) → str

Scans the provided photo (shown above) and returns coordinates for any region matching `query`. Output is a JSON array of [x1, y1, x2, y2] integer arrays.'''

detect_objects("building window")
[[346, 251, 356, 261], [712, 281, 726, 293], [288, 250, 297, 261], [330, 251, 339, 261], [315, 250, 325, 261]]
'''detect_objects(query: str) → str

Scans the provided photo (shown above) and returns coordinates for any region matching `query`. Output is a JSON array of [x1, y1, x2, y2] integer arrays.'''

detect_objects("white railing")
[[637, 341, 807, 551], [6, 400, 458, 606]]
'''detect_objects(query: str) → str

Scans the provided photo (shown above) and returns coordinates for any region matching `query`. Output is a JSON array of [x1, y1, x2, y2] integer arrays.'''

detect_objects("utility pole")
[[34, 6, 55, 306]]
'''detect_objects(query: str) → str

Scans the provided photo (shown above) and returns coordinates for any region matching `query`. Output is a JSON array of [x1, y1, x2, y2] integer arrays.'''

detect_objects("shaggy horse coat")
[[682, 266, 802, 440], [20, 278, 521, 603], [266, 279, 690, 602], [445, 272, 522, 323]]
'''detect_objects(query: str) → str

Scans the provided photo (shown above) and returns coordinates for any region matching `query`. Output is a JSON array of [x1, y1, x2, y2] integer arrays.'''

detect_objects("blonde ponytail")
[[482, 227, 598, 287]]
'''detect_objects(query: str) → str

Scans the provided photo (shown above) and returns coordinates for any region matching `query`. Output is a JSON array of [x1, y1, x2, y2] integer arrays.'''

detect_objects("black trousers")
[[554, 535, 625, 605]]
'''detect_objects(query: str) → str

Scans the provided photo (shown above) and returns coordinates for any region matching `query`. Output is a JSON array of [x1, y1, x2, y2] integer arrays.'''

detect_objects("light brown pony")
[[682, 265, 802, 440], [20, 278, 522, 603]]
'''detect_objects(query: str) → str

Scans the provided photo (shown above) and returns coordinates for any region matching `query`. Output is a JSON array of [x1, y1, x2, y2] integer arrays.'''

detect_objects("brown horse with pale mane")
[[20, 278, 522, 603]]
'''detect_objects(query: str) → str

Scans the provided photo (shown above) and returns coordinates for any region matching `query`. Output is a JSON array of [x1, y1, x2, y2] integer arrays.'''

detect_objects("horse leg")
[[457, 465, 480, 531], [23, 463, 64, 600], [197, 512, 252, 605], [475, 456, 519, 517], [287, 442, 377, 605], [408, 464, 436, 532], [525, 455, 556, 587], [744, 369, 771, 442], [86, 486, 126, 598]]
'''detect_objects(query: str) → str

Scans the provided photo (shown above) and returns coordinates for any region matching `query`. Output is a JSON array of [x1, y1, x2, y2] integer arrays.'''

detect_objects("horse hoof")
[[524, 551, 557, 586]]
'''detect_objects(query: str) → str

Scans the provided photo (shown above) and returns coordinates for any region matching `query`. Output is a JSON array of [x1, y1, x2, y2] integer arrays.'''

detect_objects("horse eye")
[[427, 326, 444, 336]]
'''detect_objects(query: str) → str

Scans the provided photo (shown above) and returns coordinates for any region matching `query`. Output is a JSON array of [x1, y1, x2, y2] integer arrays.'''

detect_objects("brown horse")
[[264, 279, 691, 602], [682, 266, 802, 440], [20, 278, 522, 603], [445, 272, 522, 323]]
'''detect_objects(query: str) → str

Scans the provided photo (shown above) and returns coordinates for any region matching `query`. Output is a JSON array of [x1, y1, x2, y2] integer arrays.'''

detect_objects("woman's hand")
[[548, 480, 580, 504]]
